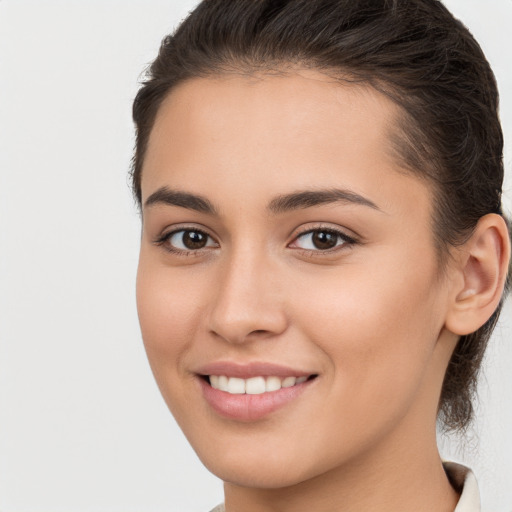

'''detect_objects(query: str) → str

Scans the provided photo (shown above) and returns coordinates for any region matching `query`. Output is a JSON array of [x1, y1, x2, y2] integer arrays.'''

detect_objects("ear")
[[445, 213, 510, 336]]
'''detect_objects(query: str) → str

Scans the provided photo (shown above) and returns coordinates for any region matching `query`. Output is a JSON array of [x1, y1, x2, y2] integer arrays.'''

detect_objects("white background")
[[0, 1, 511, 511]]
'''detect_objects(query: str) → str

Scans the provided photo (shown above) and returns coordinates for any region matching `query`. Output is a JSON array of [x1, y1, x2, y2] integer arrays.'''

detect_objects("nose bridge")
[[207, 244, 286, 344]]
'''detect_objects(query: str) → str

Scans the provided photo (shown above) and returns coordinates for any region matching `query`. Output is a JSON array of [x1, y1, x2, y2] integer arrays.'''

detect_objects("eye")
[[290, 228, 355, 251], [159, 228, 218, 252]]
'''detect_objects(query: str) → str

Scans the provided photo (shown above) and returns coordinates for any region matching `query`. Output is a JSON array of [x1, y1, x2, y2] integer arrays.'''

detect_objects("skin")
[[136, 70, 505, 511]]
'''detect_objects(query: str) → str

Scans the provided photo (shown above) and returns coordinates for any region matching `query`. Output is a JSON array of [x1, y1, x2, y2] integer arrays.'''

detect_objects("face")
[[136, 71, 456, 489]]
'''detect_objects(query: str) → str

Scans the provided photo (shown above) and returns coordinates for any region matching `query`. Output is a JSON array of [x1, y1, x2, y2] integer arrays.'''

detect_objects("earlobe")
[[445, 213, 510, 336]]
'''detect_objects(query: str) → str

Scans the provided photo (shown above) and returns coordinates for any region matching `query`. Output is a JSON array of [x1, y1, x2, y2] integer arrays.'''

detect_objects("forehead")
[[141, 70, 430, 216], [146, 70, 396, 167]]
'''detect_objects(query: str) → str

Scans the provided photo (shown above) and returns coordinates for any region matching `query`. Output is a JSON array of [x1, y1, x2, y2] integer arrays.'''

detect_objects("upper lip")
[[195, 361, 315, 379]]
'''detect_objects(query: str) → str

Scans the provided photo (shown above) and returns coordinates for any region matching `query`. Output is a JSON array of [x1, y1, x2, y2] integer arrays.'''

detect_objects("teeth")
[[227, 377, 245, 394], [246, 376, 266, 395], [218, 375, 228, 391], [282, 376, 296, 388], [265, 376, 282, 392], [209, 375, 310, 394]]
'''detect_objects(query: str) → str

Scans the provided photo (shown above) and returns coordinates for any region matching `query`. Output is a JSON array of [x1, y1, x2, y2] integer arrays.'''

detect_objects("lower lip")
[[199, 377, 314, 421]]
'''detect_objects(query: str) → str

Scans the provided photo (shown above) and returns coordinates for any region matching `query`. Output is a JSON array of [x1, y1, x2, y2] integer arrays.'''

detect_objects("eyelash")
[[290, 226, 357, 255], [153, 225, 357, 257], [154, 227, 217, 256]]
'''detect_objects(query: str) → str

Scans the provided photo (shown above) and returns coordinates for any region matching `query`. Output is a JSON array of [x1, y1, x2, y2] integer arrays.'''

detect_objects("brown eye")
[[167, 229, 217, 251], [311, 231, 338, 250], [182, 230, 208, 249], [291, 228, 355, 251]]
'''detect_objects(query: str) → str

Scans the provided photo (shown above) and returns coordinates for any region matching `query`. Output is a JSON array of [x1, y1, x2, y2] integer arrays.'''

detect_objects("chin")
[[191, 437, 327, 489], [205, 459, 312, 489]]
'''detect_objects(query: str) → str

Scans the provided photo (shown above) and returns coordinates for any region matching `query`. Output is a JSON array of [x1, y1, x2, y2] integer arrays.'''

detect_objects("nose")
[[206, 250, 288, 344]]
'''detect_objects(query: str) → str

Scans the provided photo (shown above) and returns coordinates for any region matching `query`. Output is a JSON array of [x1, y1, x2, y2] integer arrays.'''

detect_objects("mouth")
[[196, 364, 318, 421], [204, 374, 315, 395]]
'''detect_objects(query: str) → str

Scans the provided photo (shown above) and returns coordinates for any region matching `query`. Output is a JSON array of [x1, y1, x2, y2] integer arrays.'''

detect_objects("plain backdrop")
[[0, 1, 511, 511]]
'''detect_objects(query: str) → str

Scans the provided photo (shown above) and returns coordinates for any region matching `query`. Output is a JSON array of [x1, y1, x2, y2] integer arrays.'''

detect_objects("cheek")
[[291, 251, 442, 395], [135, 257, 215, 430], [136, 257, 205, 373]]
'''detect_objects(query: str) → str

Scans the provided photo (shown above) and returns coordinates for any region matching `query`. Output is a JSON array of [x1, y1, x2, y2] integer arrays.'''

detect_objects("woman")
[[131, 1, 510, 510]]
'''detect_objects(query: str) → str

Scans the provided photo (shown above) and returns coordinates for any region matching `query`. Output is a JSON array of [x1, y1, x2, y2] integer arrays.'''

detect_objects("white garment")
[[209, 462, 480, 512], [446, 462, 480, 512]]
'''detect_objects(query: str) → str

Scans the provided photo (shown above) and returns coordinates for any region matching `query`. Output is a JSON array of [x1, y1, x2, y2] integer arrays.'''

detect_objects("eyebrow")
[[143, 186, 380, 215], [268, 189, 380, 214], [144, 187, 217, 214]]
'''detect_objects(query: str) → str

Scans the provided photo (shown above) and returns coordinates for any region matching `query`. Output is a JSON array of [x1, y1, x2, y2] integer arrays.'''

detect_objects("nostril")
[[207, 301, 288, 344]]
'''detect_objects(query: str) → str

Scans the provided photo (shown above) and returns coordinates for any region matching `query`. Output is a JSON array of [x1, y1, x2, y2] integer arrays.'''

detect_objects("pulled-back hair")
[[131, 0, 509, 431]]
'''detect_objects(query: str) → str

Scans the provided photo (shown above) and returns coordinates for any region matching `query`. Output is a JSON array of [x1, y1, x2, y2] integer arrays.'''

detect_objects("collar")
[[444, 462, 481, 512]]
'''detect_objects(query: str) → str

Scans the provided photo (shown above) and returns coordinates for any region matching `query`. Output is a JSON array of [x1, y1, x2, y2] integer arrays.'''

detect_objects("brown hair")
[[131, 0, 509, 431]]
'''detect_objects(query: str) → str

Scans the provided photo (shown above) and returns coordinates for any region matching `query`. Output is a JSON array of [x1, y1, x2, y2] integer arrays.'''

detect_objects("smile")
[[198, 366, 317, 421], [209, 375, 309, 395]]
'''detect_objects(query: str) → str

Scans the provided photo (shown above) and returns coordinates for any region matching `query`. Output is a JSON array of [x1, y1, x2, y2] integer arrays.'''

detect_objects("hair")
[[131, 0, 509, 432]]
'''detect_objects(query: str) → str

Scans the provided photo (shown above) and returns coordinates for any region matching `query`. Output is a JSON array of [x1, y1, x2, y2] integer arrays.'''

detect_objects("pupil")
[[312, 231, 337, 250], [183, 231, 207, 249]]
